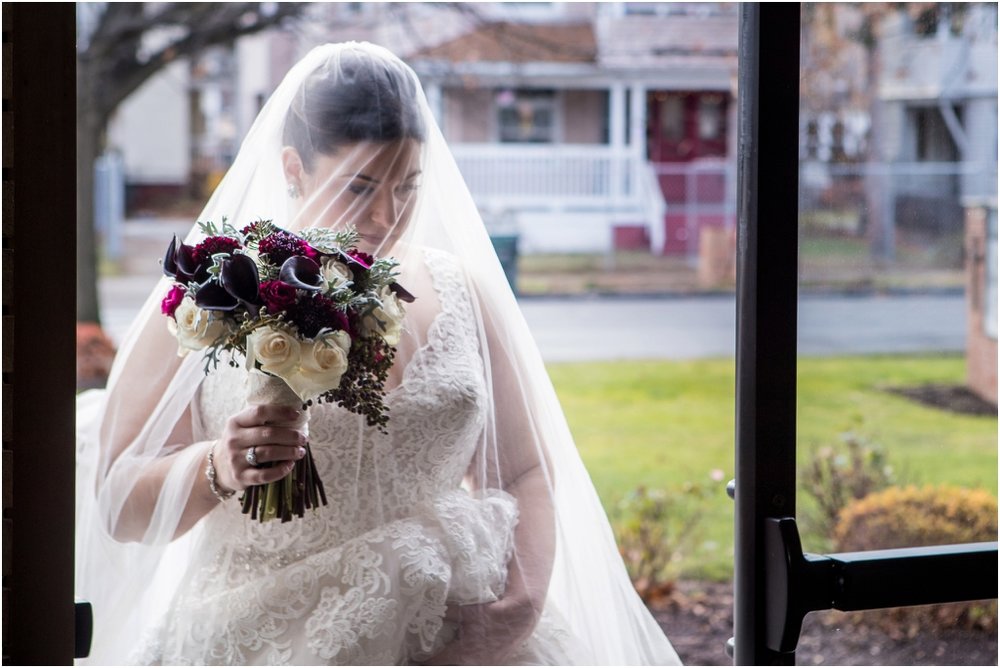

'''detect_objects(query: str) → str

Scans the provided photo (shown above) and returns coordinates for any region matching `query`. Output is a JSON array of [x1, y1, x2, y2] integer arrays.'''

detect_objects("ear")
[[281, 147, 307, 190]]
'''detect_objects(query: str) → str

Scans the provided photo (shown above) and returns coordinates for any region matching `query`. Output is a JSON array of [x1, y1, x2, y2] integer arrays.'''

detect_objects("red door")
[[648, 91, 729, 255]]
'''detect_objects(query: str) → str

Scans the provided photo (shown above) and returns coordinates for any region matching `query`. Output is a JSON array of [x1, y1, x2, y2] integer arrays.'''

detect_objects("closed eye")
[[347, 183, 376, 196]]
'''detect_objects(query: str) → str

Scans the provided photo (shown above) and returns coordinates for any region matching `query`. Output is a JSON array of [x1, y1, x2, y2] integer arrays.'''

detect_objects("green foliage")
[[799, 424, 896, 539], [612, 481, 712, 604]]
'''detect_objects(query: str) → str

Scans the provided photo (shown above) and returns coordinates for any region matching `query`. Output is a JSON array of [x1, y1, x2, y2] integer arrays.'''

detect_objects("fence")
[[799, 160, 998, 270]]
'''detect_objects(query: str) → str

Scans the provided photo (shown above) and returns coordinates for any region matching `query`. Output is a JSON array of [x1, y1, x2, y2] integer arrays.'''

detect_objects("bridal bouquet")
[[160, 219, 414, 522]]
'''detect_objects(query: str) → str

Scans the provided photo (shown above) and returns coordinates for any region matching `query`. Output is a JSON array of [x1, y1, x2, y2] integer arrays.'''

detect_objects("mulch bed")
[[884, 383, 997, 417], [652, 581, 998, 666]]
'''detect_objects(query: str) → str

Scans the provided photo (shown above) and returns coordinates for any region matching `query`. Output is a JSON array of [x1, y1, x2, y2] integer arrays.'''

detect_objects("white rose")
[[284, 333, 350, 401], [246, 326, 301, 378], [362, 286, 406, 346], [168, 298, 228, 355], [321, 259, 354, 289]]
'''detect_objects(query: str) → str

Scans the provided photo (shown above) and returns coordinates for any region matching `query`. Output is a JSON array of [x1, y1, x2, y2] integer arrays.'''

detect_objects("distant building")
[[877, 3, 998, 216], [107, 2, 739, 257], [398, 3, 740, 256]]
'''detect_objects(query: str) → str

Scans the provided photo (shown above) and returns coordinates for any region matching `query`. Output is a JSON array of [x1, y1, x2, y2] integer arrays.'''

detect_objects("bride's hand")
[[214, 404, 308, 492], [421, 596, 539, 665]]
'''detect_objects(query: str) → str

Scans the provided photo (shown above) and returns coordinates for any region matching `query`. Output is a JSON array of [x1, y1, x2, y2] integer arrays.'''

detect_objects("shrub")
[[833, 485, 998, 634], [800, 428, 895, 539], [77, 322, 117, 391], [613, 481, 712, 606], [834, 485, 997, 551]]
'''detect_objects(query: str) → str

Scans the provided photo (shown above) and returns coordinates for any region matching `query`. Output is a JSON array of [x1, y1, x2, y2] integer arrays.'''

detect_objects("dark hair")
[[283, 48, 426, 172]]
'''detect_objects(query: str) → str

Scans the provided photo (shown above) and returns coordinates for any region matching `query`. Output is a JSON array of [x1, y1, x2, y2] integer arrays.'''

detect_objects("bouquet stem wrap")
[[241, 370, 327, 522]]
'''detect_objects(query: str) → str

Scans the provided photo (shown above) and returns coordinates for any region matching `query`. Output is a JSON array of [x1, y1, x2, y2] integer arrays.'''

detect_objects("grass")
[[547, 354, 998, 581]]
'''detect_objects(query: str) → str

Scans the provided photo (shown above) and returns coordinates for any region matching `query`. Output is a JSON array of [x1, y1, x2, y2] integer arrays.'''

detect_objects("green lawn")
[[547, 354, 998, 581]]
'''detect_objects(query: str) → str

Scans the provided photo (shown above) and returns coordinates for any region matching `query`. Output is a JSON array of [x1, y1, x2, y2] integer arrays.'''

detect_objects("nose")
[[370, 189, 399, 230]]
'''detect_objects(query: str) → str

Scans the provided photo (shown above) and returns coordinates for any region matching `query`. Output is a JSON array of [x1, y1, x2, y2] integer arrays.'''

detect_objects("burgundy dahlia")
[[259, 231, 319, 266], [193, 236, 242, 264], [290, 294, 350, 339], [259, 280, 298, 315]]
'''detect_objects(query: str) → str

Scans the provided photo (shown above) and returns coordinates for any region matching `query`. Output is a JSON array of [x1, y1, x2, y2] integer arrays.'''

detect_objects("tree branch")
[[87, 3, 307, 124]]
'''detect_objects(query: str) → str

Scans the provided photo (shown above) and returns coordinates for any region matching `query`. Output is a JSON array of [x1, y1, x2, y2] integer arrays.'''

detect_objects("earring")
[[287, 183, 301, 199]]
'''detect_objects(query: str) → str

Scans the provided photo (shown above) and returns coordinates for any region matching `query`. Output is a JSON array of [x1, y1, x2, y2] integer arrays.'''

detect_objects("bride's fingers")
[[244, 444, 307, 466], [231, 404, 302, 429], [240, 460, 296, 486], [231, 425, 307, 449]]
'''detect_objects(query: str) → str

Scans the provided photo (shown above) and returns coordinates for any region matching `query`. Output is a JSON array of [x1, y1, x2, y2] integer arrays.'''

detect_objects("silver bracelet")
[[205, 442, 236, 501]]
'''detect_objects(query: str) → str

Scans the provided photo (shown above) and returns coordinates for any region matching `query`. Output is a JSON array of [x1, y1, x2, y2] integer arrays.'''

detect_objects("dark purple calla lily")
[[388, 282, 416, 303], [195, 281, 239, 311], [220, 254, 261, 304], [279, 256, 323, 291], [163, 235, 210, 284], [163, 236, 179, 278]]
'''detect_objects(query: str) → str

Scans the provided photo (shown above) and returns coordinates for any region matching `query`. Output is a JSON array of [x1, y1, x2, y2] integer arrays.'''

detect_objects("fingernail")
[[297, 447, 306, 458]]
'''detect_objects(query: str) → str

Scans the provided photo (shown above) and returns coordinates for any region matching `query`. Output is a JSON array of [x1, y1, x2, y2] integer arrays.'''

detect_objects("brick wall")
[[965, 207, 998, 405]]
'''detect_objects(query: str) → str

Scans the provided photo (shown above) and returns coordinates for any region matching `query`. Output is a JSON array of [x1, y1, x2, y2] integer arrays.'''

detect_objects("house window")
[[914, 106, 959, 162], [698, 94, 725, 141], [660, 94, 685, 142], [986, 208, 997, 339], [497, 89, 557, 143]]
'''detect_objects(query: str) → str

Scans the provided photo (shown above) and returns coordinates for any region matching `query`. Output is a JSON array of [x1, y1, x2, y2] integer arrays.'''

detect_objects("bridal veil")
[[75, 42, 681, 665]]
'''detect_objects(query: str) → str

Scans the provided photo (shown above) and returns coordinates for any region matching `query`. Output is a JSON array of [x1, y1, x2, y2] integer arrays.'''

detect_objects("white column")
[[425, 81, 444, 133], [628, 82, 647, 196], [609, 82, 627, 200], [961, 97, 998, 204]]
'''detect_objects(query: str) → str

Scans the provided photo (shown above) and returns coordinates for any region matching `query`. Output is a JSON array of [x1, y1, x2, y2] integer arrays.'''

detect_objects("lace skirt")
[[133, 490, 583, 665]]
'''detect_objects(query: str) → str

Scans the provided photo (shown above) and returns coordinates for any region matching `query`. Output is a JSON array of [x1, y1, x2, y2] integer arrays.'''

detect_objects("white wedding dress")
[[133, 249, 582, 665]]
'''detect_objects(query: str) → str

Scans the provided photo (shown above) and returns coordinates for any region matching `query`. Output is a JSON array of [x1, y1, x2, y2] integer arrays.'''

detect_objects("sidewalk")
[[97, 219, 967, 359]]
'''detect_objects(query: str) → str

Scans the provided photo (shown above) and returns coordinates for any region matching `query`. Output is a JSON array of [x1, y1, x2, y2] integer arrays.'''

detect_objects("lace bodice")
[[191, 248, 494, 574]]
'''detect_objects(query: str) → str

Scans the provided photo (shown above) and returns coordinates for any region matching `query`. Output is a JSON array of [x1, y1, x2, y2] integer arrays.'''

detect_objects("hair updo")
[[283, 46, 426, 173]]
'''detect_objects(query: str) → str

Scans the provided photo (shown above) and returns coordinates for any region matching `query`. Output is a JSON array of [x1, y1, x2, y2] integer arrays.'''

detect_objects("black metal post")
[[734, 3, 801, 665], [6, 4, 79, 664]]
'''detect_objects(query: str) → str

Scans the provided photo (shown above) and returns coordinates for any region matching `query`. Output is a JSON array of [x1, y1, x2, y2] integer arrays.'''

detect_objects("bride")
[[75, 42, 681, 665]]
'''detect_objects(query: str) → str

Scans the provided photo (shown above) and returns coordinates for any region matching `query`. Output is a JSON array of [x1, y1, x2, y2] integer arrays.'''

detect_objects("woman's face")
[[288, 139, 422, 255]]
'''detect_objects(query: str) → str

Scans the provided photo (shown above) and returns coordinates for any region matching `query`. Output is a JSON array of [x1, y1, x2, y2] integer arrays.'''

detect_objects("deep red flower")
[[192, 236, 242, 264], [347, 249, 374, 268], [258, 280, 298, 315], [161, 285, 187, 318], [259, 231, 319, 266], [290, 294, 350, 339]]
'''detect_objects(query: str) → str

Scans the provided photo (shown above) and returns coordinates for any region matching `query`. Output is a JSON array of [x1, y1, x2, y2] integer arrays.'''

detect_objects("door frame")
[[733, 4, 998, 664]]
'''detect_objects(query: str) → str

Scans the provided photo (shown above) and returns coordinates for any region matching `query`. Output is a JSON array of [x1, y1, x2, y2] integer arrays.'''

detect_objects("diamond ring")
[[245, 446, 259, 468]]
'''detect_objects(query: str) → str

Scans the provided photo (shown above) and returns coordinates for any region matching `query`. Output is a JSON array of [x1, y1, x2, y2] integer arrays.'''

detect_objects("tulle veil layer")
[[75, 41, 681, 665]]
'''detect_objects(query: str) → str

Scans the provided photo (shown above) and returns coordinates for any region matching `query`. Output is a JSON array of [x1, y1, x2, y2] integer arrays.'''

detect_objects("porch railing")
[[450, 143, 639, 208]]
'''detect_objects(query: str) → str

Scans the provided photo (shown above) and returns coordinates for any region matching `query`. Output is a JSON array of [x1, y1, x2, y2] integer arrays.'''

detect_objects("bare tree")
[[77, 3, 307, 324]]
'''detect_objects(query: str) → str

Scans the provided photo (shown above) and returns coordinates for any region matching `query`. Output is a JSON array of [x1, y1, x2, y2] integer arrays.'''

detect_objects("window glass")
[[797, 6, 998, 659], [497, 89, 557, 143], [797, 0, 998, 604]]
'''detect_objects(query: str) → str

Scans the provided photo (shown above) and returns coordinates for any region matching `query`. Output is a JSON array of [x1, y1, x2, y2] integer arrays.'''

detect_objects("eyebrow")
[[347, 170, 422, 184]]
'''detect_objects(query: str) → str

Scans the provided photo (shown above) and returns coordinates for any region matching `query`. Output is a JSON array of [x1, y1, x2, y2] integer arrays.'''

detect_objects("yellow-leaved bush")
[[834, 485, 997, 551], [832, 485, 998, 635]]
